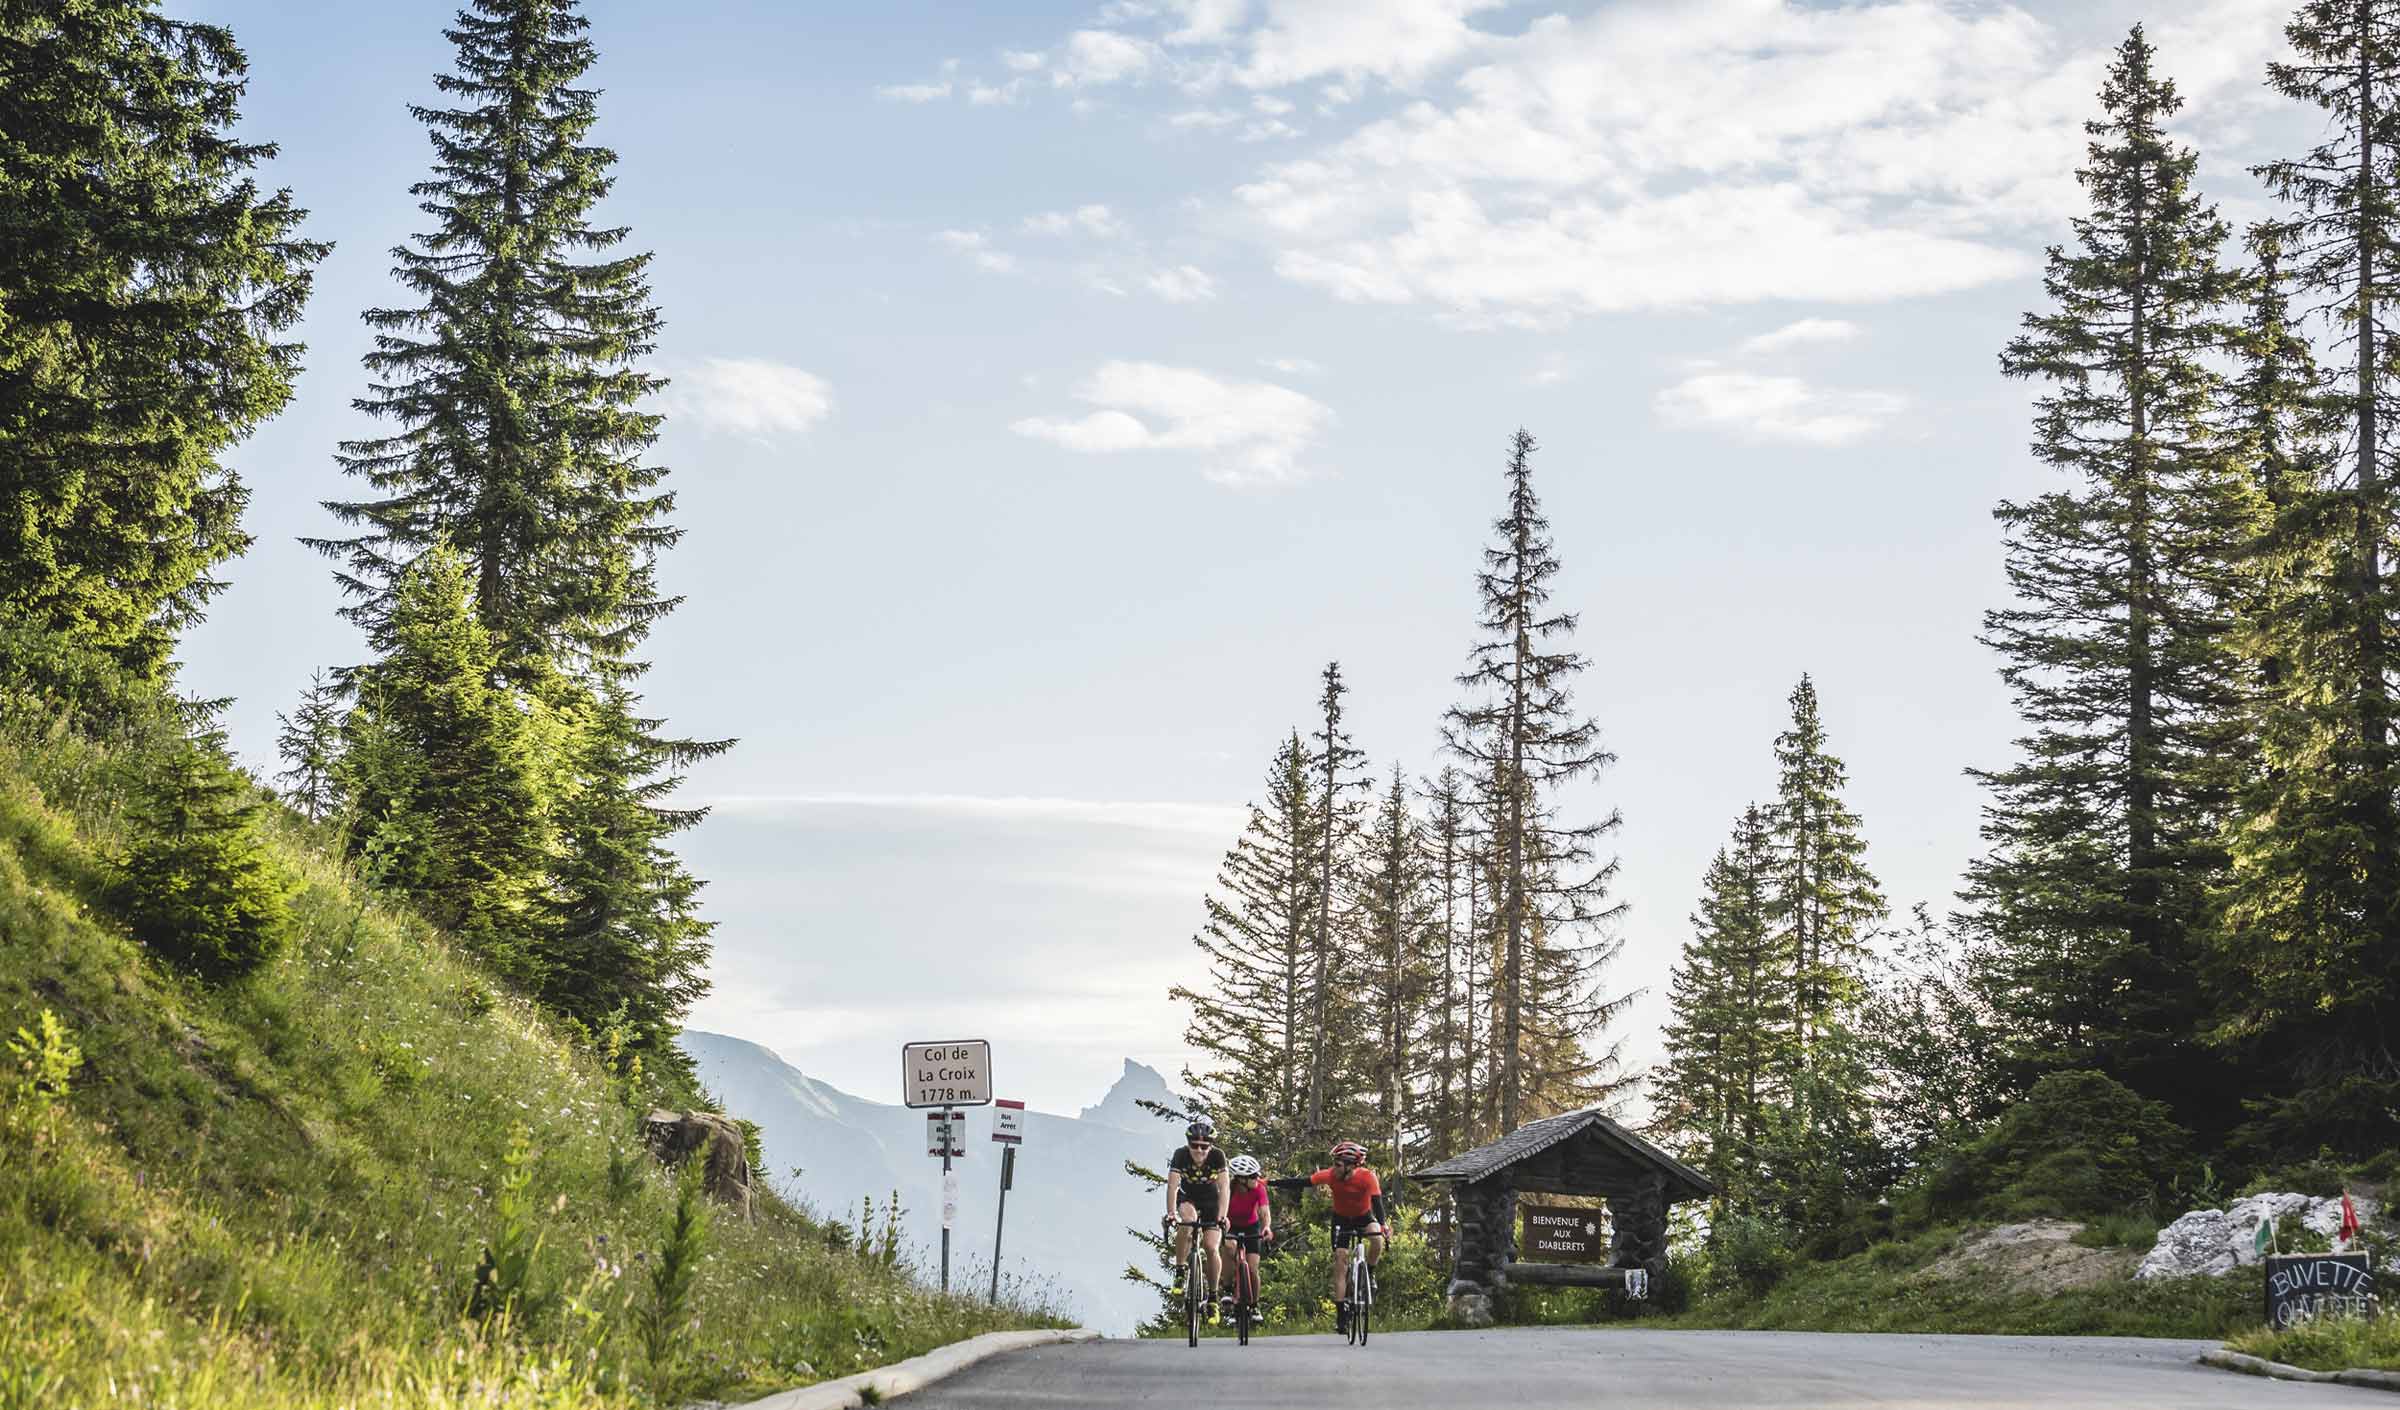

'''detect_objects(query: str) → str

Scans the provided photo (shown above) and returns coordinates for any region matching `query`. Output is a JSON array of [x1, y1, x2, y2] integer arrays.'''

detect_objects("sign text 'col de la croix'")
[[902, 1039, 992, 1109]]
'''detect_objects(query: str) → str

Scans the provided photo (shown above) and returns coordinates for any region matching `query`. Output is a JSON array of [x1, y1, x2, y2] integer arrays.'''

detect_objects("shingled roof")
[[1410, 1107, 1718, 1202]]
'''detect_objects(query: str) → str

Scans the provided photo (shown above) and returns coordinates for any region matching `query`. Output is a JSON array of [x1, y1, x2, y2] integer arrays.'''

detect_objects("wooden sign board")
[[1521, 1203, 1607, 1263], [2266, 1252, 2374, 1329]]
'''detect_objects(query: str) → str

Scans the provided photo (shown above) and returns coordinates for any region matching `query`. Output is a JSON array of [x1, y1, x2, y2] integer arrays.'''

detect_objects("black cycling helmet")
[[1185, 1117, 1216, 1142]]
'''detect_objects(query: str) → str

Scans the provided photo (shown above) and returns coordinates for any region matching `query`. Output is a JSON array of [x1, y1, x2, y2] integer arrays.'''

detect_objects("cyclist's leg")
[[1202, 1222, 1223, 1293], [1364, 1229, 1386, 1267], [1174, 1201, 1197, 1275], [1331, 1226, 1351, 1302]]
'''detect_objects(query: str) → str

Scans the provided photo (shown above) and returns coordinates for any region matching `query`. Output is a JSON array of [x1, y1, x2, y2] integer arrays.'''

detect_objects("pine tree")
[[1301, 662, 1370, 1141], [1172, 732, 1321, 1169], [1770, 676, 1885, 1065], [536, 679, 724, 1081], [340, 549, 555, 982], [1445, 429, 1631, 1129], [311, 0, 672, 678], [1857, 904, 2006, 1171], [117, 734, 294, 982], [274, 670, 346, 823], [1357, 764, 1435, 1163], [0, 3, 324, 679], [1654, 804, 1786, 1199], [1419, 767, 1475, 1162], [1964, 28, 2250, 1130], [2218, 0, 2400, 1149]]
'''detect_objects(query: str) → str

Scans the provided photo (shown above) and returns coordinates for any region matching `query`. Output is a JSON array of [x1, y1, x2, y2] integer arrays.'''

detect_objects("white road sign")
[[925, 1109, 964, 1157], [903, 1039, 993, 1109], [941, 1168, 959, 1229], [993, 1098, 1024, 1144]]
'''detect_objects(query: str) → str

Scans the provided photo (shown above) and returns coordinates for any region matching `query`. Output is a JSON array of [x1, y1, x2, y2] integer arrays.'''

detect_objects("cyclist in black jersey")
[[1163, 1118, 1229, 1307]]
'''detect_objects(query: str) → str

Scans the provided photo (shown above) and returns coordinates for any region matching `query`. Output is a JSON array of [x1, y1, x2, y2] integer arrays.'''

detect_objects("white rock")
[[2138, 1209, 2234, 1280], [2137, 1192, 2380, 1280]]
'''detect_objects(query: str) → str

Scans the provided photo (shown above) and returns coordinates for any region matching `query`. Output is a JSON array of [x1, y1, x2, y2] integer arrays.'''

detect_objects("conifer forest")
[[12, 0, 2400, 1400]]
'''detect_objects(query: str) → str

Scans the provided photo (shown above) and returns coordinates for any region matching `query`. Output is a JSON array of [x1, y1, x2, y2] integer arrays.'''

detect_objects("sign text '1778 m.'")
[[903, 1039, 993, 1109]]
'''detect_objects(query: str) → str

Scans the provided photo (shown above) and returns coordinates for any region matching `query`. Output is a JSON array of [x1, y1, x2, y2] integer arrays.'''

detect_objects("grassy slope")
[[0, 726, 1050, 1408]]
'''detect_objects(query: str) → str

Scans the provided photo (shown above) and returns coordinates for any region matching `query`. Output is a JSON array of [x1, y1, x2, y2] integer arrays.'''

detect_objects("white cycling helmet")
[[1228, 1154, 1262, 1177]]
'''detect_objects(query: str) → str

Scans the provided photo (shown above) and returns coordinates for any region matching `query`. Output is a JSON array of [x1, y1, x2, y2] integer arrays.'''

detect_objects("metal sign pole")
[[941, 1138, 952, 1294], [989, 1144, 1015, 1305]]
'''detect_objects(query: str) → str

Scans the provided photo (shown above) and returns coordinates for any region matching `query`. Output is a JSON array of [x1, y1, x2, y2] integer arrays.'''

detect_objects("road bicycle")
[[1340, 1222, 1377, 1346], [1224, 1229, 1268, 1345], [1165, 1217, 1216, 1347]]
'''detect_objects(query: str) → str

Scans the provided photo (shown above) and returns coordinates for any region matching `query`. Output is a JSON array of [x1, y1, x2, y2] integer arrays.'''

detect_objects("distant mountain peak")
[[1079, 1058, 1178, 1131]]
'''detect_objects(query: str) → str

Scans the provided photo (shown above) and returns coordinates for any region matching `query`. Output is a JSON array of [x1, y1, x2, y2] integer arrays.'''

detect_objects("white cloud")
[[934, 229, 1017, 273], [1166, 0, 1249, 46], [969, 79, 1028, 105], [1057, 29, 1157, 86], [666, 358, 834, 438], [1171, 107, 1242, 129], [1261, 356, 1323, 375], [1240, 0, 1503, 87], [1011, 360, 1334, 487], [1024, 204, 1129, 238], [1145, 264, 1219, 302], [1654, 370, 1905, 446], [1738, 318, 1864, 357], [1001, 48, 1048, 72], [876, 80, 952, 102], [1230, 0, 2285, 323], [705, 792, 1246, 837]]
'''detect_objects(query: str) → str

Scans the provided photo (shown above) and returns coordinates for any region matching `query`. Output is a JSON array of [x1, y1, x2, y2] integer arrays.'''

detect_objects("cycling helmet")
[[1185, 1118, 1216, 1142], [1331, 1140, 1367, 1165], [1228, 1154, 1262, 1178]]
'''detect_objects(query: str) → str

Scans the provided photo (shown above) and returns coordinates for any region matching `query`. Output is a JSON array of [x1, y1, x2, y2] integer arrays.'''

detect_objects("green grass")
[[1596, 1225, 2257, 1340], [2071, 1213, 2160, 1252], [0, 721, 1058, 1407], [2231, 1313, 2400, 1371]]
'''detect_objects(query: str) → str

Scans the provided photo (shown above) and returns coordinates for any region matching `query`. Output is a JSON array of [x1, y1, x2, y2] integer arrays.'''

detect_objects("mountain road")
[[886, 1327, 2386, 1407]]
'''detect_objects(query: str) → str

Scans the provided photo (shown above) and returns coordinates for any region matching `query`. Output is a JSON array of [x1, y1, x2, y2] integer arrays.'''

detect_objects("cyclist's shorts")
[[1180, 1188, 1222, 1223], [1330, 1213, 1380, 1247], [1225, 1220, 1265, 1252]]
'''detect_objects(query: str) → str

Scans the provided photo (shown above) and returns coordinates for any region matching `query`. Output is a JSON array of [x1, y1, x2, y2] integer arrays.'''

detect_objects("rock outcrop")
[[2136, 1192, 2379, 1280], [1916, 1219, 2138, 1295], [642, 1109, 754, 1222]]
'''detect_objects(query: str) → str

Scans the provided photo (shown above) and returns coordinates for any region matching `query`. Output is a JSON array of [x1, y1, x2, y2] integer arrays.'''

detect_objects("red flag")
[[2340, 1191, 2362, 1247]]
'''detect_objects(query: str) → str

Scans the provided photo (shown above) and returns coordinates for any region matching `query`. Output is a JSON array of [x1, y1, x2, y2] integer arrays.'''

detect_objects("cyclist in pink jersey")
[[1221, 1155, 1273, 1317]]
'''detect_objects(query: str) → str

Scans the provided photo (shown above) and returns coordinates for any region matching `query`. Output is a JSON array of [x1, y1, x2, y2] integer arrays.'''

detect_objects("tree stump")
[[642, 1109, 754, 1222]]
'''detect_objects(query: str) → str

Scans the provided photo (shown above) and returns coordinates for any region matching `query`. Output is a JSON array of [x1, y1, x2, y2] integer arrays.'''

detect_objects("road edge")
[[2199, 1347, 2400, 1393], [731, 1327, 1103, 1409]]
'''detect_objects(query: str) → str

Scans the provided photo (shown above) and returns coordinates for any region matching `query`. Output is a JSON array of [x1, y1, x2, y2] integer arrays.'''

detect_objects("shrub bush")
[[1927, 1069, 2191, 1220], [112, 736, 293, 982], [1703, 1210, 1792, 1300]]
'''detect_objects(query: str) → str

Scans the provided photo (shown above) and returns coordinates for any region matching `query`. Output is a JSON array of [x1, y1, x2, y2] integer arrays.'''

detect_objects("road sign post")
[[904, 1043, 992, 1297], [988, 1100, 1024, 1305]]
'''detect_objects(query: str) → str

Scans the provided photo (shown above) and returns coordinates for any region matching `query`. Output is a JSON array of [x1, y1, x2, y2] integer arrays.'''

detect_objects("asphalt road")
[[889, 1328, 2388, 1407]]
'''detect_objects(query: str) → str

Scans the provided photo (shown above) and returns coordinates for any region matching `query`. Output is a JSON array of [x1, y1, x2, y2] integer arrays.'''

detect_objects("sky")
[[173, 0, 2319, 1121]]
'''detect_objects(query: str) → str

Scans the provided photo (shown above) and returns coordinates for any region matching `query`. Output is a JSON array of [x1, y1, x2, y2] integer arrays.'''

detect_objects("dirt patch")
[[1915, 1220, 2138, 1297]]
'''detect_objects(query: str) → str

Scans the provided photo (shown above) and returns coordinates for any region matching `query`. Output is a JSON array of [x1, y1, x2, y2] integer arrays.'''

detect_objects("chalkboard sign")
[[1521, 1203, 1606, 1263], [2265, 1252, 2375, 1330]]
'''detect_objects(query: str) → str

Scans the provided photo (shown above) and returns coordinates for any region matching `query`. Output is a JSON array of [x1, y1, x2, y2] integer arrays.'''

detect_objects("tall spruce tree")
[[340, 549, 556, 982], [1357, 764, 1435, 1162], [1445, 429, 1631, 1128], [1302, 662, 1370, 1140], [311, 0, 672, 676], [1963, 28, 2250, 1130], [1172, 732, 1321, 1168], [1770, 676, 1885, 1065], [273, 669, 346, 822], [2219, 0, 2400, 1148], [1419, 767, 1476, 1162], [1654, 803, 1787, 1199], [0, 3, 324, 679]]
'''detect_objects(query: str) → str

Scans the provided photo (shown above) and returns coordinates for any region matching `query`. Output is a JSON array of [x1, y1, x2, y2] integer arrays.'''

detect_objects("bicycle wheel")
[[1357, 1259, 1372, 1345], [1186, 1245, 1201, 1346]]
